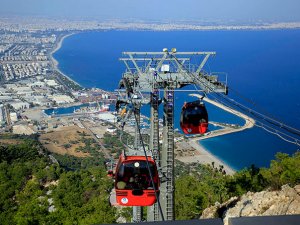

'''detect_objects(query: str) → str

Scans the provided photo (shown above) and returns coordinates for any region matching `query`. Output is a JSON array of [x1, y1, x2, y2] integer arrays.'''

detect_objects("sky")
[[0, 0, 299, 23]]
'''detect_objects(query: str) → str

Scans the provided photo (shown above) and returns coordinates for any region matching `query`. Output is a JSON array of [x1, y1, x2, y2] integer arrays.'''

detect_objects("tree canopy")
[[1, 136, 299, 223], [0, 139, 116, 225]]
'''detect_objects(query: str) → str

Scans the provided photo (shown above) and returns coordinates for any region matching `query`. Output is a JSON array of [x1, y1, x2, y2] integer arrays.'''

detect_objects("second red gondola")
[[180, 100, 209, 134]]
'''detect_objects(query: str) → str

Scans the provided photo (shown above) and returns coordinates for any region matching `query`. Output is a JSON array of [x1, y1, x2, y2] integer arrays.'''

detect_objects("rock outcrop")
[[201, 184, 300, 225]]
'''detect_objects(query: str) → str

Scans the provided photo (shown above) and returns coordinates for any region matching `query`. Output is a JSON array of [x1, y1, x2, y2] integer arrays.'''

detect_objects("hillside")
[[0, 134, 299, 224], [201, 185, 300, 224], [175, 151, 300, 220], [0, 135, 116, 224]]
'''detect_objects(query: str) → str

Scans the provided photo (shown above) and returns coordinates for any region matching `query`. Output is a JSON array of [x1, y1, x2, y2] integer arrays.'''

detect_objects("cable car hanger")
[[112, 87, 164, 219]]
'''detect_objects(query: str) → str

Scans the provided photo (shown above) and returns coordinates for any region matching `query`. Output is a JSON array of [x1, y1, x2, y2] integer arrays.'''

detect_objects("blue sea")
[[53, 30, 300, 170]]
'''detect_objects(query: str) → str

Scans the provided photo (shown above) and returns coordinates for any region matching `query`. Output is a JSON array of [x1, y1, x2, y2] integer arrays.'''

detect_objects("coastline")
[[50, 33, 74, 67], [190, 94, 255, 136], [49, 32, 253, 175], [177, 94, 256, 175], [50, 32, 82, 87], [178, 139, 236, 175]]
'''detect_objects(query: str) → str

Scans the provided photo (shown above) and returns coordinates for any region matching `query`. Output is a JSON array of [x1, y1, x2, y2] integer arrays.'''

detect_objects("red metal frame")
[[181, 122, 208, 134], [114, 154, 159, 206], [180, 101, 209, 134]]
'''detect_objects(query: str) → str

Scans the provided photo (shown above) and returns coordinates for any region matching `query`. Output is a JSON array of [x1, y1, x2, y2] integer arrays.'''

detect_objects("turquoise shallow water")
[[53, 30, 300, 170]]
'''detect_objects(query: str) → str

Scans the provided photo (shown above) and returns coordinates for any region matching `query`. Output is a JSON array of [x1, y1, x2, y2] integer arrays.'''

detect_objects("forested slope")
[[0, 138, 116, 224], [1, 135, 299, 224]]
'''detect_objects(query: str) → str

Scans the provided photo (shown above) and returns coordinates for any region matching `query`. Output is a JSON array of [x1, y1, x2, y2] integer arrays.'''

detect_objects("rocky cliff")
[[201, 184, 300, 225]]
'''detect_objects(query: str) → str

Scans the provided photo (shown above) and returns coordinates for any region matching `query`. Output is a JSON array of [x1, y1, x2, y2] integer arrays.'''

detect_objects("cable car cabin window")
[[116, 160, 158, 190], [182, 105, 207, 125]]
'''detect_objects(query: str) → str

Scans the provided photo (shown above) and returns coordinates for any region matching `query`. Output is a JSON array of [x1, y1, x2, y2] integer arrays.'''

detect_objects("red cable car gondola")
[[114, 154, 159, 206], [180, 100, 209, 134]]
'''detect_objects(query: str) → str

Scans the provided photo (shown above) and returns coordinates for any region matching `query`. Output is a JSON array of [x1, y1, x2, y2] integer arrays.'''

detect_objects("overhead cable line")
[[214, 91, 300, 137], [115, 96, 164, 220], [193, 82, 300, 146], [206, 91, 300, 146], [254, 121, 300, 147], [129, 100, 165, 221], [172, 54, 300, 145], [228, 87, 280, 120]]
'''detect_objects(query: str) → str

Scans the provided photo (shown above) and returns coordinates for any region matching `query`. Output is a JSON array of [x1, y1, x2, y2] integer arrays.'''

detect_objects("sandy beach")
[[49, 33, 254, 175], [50, 32, 82, 86], [50, 33, 75, 67], [177, 94, 255, 175], [177, 139, 236, 175]]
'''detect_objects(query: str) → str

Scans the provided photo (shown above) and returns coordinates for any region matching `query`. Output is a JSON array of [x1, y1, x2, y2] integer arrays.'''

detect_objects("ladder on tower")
[[165, 88, 175, 220], [117, 50, 228, 222], [151, 81, 160, 160], [149, 73, 161, 221]]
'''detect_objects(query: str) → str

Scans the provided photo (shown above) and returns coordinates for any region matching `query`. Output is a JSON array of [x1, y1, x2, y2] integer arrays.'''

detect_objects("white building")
[[49, 95, 74, 105], [97, 112, 117, 123], [0, 87, 9, 94], [72, 91, 88, 98], [30, 81, 45, 88], [0, 104, 5, 124], [16, 89, 34, 97], [33, 96, 52, 106], [106, 127, 117, 133], [45, 79, 59, 87], [0, 96, 13, 102], [8, 100, 30, 110], [10, 112, 18, 123], [5, 83, 18, 90]]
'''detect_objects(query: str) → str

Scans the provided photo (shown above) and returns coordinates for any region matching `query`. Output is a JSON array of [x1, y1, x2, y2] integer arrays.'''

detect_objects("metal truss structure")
[[116, 48, 228, 221]]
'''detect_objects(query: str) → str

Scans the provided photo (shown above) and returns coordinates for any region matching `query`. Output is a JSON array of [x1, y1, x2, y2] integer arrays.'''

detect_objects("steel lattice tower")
[[116, 48, 228, 221]]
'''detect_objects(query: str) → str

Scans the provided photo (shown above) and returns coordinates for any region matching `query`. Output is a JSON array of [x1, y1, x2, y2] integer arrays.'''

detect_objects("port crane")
[[114, 48, 228, 222]]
